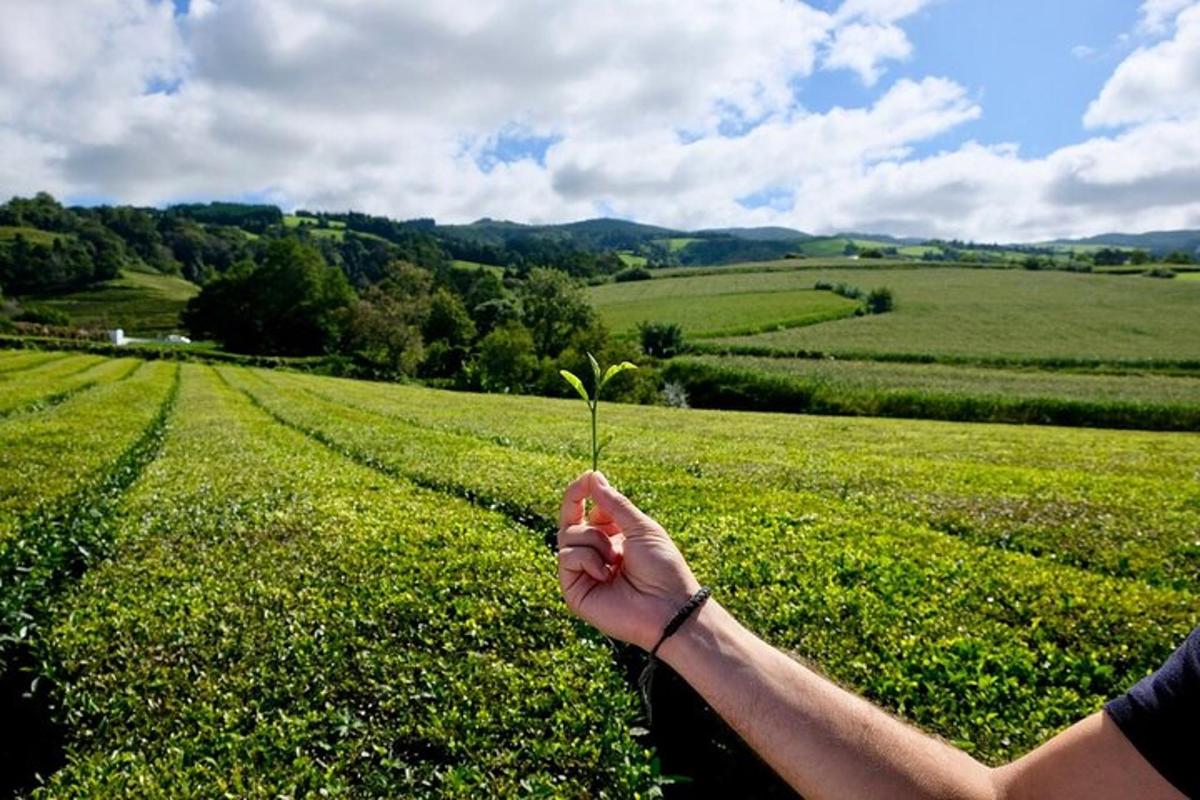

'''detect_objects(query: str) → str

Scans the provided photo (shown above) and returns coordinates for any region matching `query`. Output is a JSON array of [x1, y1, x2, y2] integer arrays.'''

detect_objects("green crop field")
[[676, 354, 1200, 406], [626, 266, 1200, 364], [588, 280, 859, 337], [20, 270, 199, 334], [665, 355, 1200, 430], [2, 350, 1198, 794]]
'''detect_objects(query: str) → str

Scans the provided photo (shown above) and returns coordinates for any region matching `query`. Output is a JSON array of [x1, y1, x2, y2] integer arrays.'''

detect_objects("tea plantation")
[[2, 351, 1198, 796]]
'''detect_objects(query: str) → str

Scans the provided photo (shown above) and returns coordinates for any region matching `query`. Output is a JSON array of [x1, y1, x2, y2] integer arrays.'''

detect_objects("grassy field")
[[666, 355, 1200, 430], [679, 355, 1200, 405], [0, 225, 64, 247], [20, 270, 199, 334], [588, 280, 859, 336], [631, 266, 1200, 363], [2, 351, 1198, 794], [451, 259, 506, 276]]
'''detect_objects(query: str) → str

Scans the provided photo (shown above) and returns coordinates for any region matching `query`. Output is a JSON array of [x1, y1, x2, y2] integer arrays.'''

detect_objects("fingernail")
[[594, 471, 609, 486]]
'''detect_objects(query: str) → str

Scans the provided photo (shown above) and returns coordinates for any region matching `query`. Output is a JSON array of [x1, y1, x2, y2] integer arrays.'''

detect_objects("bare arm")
[[557, 471, 1184, 800], [659, 599, 1183, 800]]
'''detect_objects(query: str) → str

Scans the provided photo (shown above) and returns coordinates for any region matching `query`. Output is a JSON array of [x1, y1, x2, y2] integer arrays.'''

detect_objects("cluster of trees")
[[0, 194, 125, 292], [183, 239, 654, 400], [0, 194, 454, 295]]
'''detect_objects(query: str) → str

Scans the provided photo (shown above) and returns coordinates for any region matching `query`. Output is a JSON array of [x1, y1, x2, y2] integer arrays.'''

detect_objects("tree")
[[423, 288, 475, 347], [474, 322, 539, 392], [345, 260, 435, 376], [1092, 248, 1128, 266], [184, 240, 353, 355], [519, 267, 594, 358]]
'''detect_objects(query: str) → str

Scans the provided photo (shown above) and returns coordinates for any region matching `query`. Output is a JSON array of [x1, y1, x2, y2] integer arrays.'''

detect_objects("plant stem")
[[590, 398, 598, 472]]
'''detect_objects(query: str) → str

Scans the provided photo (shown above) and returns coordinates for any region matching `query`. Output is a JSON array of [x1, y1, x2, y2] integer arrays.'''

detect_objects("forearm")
[[658, 600, 999, 800]]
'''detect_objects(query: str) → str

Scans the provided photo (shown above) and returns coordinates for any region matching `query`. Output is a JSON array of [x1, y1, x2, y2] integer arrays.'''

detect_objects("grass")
[[1176, 271, 1200, 282], [663, 237, 701, 252], [665, 356, 1200, 431], [680, 355, 1200, 404], [617, 252, 648, 267], [451, 259, 506, 276], [4, 354, 1199, 793], [589, 275, 861, 337], [0, 226, 63, 247], [20, 270, 199, 334], [641, 266, 1200, 363], [283, 214, 346, 229]]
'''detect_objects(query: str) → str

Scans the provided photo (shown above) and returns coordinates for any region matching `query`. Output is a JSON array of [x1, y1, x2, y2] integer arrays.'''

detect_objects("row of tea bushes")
[[40, 365, 657, 797]]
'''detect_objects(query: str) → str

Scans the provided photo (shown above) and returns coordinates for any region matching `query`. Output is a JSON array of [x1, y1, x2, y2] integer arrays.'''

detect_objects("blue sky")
[[4, 0, 1199, 240], [805, 1, 1142, 159]]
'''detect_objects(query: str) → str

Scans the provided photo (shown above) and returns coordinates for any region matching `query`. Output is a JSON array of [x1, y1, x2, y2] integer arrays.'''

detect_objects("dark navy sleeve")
[[1105, 625, 1200, 799]]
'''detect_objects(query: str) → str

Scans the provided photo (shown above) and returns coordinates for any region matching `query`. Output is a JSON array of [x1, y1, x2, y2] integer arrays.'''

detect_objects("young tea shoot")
[[560, 353, 637, 471]]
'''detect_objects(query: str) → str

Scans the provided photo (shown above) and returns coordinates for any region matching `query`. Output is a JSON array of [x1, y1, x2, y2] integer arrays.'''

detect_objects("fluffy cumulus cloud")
[[1085, 2, 1200, 127], [2, 0, 1200, 240]]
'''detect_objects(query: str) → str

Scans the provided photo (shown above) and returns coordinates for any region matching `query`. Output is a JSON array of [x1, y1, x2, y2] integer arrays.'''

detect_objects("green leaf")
[[600, 361, 638, 389], [587, 352, 601, 383], [559, 370, 589, 402]]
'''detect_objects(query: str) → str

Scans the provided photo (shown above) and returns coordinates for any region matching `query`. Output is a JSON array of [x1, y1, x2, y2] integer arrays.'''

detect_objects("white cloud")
[[1, 0, 1200, 242], [1071, 44, 1097, 60], [824, 23, 913, 85], [1137, 0, 1196, 34], [1085, 3, 1200, 127]]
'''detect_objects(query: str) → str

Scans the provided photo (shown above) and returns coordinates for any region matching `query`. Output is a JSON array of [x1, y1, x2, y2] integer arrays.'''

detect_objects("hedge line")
[[687, 340, 1200, 374], [662, 358, 1200, 431]]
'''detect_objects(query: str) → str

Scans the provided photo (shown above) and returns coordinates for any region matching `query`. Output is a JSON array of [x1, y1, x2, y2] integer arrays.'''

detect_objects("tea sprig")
[[560, 353, 637, 471]]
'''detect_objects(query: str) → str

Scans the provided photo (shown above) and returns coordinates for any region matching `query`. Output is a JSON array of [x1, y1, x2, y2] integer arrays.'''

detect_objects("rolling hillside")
[[19, 268, 198, 335]]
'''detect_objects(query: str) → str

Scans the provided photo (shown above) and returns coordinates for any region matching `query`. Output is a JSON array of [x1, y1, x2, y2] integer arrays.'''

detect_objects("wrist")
[[656, 597, 734, 671]]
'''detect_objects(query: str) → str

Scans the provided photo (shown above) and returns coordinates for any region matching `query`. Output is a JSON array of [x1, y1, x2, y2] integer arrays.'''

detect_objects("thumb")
[[588, 471, 649, 530]]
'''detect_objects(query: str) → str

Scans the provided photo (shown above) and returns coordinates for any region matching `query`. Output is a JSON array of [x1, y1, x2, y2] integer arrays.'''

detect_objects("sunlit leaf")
[[601, 361, 638, 389], [559, 370, 589, 402]]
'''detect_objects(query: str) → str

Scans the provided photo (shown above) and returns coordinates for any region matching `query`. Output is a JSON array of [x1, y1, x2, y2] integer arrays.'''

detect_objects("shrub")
[[639, 321, 686, 358], [613, 265, 653, 282], [813, 280, 833, 291], [865, 287, 895, 314], [1143, 267, 1177, 279], [832, 283, 863, 300]]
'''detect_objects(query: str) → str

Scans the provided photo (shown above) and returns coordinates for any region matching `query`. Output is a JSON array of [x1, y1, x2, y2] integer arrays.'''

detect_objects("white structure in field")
[[107, 329, 190, 346]]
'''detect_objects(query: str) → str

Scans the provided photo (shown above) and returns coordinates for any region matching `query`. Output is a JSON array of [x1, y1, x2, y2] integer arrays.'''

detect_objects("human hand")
[[557, 471, 700, 651]]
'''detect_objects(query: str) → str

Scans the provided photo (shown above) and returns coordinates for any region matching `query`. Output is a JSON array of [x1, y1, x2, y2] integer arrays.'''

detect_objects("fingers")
[[559, 472, 590, 530], [587, 471, 649, 530], [558, 546, 611, 583], [558, 524, 621, 563]]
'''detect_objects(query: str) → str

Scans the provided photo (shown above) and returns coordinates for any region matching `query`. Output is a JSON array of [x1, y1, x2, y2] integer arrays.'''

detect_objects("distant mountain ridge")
[[1044, 230, 1200, 255], [442, 217, 1199, 256]]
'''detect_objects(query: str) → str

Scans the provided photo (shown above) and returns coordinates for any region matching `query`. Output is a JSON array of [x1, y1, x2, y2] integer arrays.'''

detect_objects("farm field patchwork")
[[609, 266, 1200, 363], [660, 355, 1200, 431], [675, 355, 1200, 406], [588, 285, 858, 337], [3, 354, 1199, 795]]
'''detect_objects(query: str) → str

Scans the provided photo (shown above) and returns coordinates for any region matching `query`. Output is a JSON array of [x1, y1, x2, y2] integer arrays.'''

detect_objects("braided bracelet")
[[637, 586, 712, 723]]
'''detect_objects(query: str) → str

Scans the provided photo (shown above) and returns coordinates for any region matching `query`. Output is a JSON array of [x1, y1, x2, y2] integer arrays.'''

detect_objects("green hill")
[[20, 269, 199, 334]]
